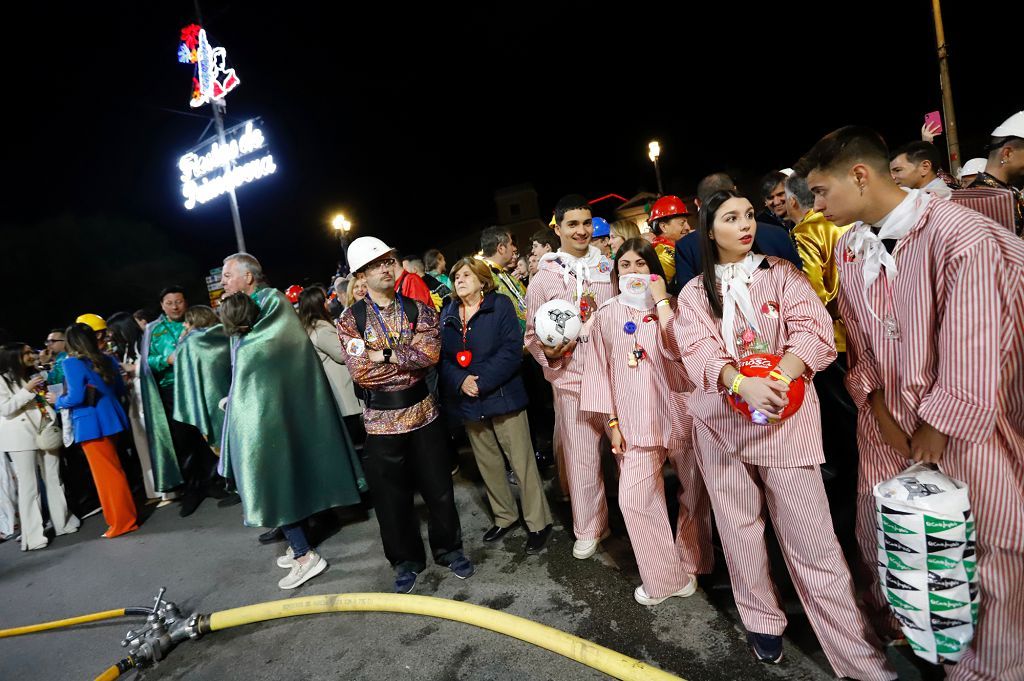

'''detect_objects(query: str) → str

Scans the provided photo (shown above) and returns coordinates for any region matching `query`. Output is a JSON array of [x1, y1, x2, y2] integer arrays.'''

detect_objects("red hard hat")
[[285, 284, 304, 304], [726, 353, 806, 426], [648, 195, 689, 223]]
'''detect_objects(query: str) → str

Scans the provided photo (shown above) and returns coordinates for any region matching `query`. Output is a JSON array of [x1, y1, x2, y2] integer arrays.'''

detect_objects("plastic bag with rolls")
[[873, 463, 978, 664]]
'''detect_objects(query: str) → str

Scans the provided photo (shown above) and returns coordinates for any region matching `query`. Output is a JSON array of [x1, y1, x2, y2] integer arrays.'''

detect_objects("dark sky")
[[5, 1, 1021, 340]]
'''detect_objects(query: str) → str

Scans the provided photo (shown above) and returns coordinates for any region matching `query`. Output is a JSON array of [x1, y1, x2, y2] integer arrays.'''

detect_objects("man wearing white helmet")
[[969, 111, 1024, 237], [338, 236, 472, 594], [957, 157, 987, 187]]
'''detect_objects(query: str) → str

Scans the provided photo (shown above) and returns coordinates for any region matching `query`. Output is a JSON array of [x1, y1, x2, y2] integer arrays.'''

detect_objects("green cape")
[[172, 325, 232, 450], [140, 319, 183, 491], [221, 288, 367, 528]]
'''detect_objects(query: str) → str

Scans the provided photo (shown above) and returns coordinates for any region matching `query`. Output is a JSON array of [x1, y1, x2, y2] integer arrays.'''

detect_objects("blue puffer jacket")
[[440, 292, 528, 422], [55, 356, 129, 443]]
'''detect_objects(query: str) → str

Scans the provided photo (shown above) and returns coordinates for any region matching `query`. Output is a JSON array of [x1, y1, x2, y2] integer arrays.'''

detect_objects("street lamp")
[[648, 140, 664, 195], [332, 213, 353, 276]]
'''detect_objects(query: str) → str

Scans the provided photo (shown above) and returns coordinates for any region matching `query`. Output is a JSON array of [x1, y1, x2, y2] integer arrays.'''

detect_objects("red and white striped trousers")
[[669, 412, 714, 574], [698, 444, 895, 681], [554, 385, 608, 541]]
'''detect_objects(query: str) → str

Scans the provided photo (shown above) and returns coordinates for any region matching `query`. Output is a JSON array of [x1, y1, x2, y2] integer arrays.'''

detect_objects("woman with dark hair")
[[0, 342, 80, 550], [440, 257, 553, 553], [581, 238, 711, 605], [109, 311, 172, 506], [675, 191, 892, 677], [297, 286, 362, 424], [48, 324, 138, 538]]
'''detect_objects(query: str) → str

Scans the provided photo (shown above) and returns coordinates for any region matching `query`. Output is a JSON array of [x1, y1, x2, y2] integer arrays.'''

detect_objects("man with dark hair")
[[889, 140, 955, 198], [674, 173, 802, 286], [969, 111, 1024, 237], [423, 249, 450, 289], [404, 254, 450, 308], [140, 285, 222, 516], [646, 196, 690, 289], [757, 170, 794, 230], [40, 328, 68, 384], [530, 227, 560, 256], [802, 124, 1024, 681], [525, 194, 615, 560], [478, 226, 528, 331]]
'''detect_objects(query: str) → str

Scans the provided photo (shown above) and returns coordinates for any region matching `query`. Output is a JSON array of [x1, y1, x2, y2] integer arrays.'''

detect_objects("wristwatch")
[[382, 348, 393, 364]]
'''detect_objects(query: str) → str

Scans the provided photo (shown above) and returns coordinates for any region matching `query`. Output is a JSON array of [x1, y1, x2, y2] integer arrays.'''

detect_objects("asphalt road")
[[0, 451, 925, 681]]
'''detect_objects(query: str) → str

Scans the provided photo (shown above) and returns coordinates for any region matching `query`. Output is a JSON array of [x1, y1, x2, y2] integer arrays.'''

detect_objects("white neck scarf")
[[846, 189, 932, 292], [539, 245, 610, 304], [716, 253, 764, 359], [617, 273, 655, 310]]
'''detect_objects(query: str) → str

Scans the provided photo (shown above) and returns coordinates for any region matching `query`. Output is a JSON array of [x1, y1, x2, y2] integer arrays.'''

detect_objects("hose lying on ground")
[[196, 593, 684, 681], [0, 607, 151, 638]]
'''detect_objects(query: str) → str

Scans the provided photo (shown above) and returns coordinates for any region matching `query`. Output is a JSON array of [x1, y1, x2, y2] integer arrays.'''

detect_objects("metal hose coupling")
[[118, 587, 205, 669]]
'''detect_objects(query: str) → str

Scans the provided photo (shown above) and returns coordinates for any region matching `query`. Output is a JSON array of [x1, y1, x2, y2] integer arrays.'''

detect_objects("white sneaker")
[[276, 546, 295, 568], [572, 529, 611, 559], [278, 550, 327, 590], [634, 575, 697, 605]]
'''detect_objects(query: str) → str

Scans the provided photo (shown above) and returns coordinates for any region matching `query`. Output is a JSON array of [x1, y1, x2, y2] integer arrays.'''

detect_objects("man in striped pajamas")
[[525, 194, 615, 559], [801, 126, 1024, 681]]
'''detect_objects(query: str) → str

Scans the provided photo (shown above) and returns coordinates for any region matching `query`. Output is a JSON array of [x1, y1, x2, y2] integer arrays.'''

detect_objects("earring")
[[859, 184, 864, 196], [1001, 159, 1007, 166]]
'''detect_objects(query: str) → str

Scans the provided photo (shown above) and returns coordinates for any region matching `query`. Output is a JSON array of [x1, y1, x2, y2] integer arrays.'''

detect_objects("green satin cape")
[[140, 321, 183, 491], [172, 325, 232, 450], [221, 288, 367, 528]]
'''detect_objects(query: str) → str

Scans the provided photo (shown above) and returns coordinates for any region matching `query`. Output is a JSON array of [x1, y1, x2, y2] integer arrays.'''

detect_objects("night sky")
[[5, 1, 1021, 341]]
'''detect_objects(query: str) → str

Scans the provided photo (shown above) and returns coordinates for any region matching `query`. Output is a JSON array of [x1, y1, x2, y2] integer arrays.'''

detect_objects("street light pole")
[[931, 0, 961, 176], [648, 141, 664, 195], [333, 214, 353, 277]]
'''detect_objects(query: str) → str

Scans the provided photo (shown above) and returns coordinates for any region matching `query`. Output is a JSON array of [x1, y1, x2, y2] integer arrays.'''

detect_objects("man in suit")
[[674, 172, 803, 287]]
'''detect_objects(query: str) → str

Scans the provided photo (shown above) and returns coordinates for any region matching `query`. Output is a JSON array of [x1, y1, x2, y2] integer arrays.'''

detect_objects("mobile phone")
[[924, 111, 943, 134]]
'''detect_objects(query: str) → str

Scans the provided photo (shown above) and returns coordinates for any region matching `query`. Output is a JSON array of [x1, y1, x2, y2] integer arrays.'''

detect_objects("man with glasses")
[[40, 330, 68, 384], [339, 236, 472, 594]]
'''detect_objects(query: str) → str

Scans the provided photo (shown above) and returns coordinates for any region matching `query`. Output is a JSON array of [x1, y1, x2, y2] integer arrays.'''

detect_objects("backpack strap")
[[352, 299, 369, 338]]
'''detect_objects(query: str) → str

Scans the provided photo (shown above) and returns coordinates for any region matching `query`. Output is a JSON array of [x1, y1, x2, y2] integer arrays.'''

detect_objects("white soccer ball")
[[534, 299, 582, 347]]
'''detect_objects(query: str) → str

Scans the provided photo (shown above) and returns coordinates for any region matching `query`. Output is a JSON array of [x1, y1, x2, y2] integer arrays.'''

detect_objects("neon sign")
[[178, 24, 240, 108], [179, 120, 277, 210]]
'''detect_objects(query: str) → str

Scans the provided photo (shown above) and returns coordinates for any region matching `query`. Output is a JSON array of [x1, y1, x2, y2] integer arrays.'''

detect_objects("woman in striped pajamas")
[[675, 190, 895, 680], [581, 238, 710, 605]]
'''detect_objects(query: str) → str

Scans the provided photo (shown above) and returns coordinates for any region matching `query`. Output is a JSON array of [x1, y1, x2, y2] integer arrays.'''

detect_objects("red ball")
[[285, 284, 304, 304], [726, 353, 806, 425]]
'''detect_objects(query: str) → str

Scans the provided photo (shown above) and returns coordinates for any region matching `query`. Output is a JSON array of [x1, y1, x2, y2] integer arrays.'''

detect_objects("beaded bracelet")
[[730, 373, 745, 395]]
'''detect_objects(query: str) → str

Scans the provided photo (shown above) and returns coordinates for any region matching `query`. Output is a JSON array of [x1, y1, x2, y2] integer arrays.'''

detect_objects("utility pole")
[[931, 0, 961, 176]]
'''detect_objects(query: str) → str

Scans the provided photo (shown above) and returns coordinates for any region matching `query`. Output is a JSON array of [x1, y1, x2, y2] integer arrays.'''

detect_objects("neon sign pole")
[[179, 17, 247, 252]]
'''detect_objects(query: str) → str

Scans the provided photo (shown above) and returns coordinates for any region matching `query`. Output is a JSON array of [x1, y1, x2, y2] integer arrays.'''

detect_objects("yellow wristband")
[[655, 298, 671, 307], [730, 373, 745, 395], [768, 370, 792, 386]]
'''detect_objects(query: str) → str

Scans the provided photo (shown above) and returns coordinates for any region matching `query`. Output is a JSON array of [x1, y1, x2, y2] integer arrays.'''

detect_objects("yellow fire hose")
[[198, 593, 683, 681], [4, 593, 686, 680], [0, 608, 150, 638]]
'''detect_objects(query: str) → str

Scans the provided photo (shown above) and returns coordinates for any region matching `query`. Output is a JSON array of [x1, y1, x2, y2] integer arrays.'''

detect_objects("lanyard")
[[366, 293, 406, 350]]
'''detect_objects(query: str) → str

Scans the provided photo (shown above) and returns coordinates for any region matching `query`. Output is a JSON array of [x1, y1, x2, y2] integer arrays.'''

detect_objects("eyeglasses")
[[45, 338, 65, 344], [365, 257, 397, 273]]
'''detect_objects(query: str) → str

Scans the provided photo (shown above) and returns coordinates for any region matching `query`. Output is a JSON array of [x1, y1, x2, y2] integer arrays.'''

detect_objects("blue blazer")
[[440, 292, 528, 422], [674, 221, 803, 287], [55, 356, 129, 443]]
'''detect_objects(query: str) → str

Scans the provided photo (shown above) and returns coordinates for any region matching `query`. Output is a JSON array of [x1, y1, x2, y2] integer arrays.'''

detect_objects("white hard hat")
[[347, 236, 395, 273], [958, 157, 987, 180], [992, 111, 1024, 138]]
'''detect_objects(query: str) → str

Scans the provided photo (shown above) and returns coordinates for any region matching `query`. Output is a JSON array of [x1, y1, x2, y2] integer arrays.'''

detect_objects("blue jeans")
[[281, 522, 310, 559]]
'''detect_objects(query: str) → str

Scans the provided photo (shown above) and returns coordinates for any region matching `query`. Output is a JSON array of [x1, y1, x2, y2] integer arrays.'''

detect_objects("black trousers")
[[159, 387, 219, 497], [363, 418, 463, 573]]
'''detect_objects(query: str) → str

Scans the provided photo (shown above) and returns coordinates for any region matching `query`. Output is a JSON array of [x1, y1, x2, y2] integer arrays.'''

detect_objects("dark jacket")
[[674, 221, 803, 288], [55, 356, 129, 443], [440, 292, 528, 422]]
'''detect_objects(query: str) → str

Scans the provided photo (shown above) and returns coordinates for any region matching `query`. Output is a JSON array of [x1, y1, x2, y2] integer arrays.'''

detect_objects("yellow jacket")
[[791, 210, 851, 352]]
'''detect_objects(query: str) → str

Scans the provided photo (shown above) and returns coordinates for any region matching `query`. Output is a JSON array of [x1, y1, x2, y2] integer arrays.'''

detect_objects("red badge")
[[456, 350, 473, 368], [843, 248, 856, 263], [642, 314, 657, 323]]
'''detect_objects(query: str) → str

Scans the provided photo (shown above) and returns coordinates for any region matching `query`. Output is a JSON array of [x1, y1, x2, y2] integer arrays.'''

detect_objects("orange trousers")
[[81, 436, 138, 537]]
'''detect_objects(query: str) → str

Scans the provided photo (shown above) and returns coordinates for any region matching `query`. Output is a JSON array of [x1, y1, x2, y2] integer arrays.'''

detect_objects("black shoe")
[[482, 524, 517, 542], [205, 485, 229, 500], [525, 524, 552, 554], [258, 527, 285, 544], [747, 631, 783, 664], [217, 493, 242, 508], [179, 495, 203, 517]]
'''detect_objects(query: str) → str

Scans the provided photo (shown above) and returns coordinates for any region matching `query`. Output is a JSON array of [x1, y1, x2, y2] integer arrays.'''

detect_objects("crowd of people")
[[1, 112, 1022, 681]]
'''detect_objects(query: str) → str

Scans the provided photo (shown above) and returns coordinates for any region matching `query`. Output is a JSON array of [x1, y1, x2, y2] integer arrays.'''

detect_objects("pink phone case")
[[924, 111, 943, 134]]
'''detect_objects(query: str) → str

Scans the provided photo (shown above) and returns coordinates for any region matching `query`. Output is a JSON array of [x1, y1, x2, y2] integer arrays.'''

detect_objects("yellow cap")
[[75, 313, 107, 332]]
